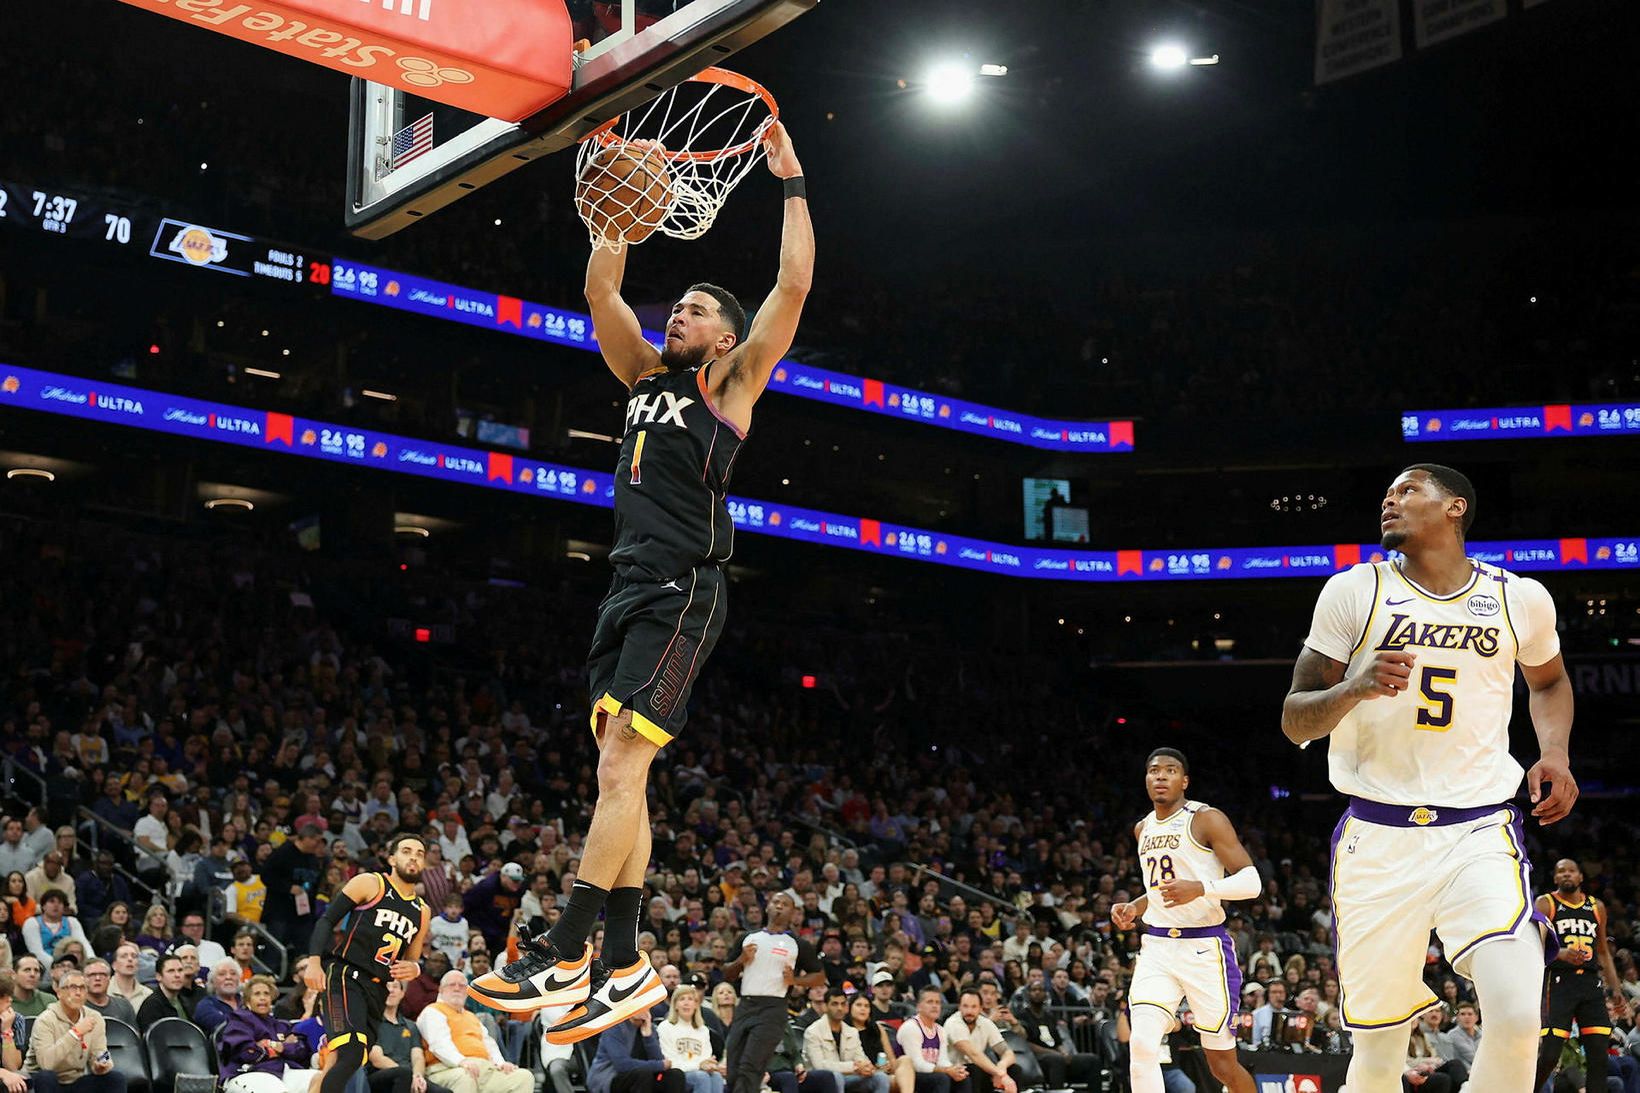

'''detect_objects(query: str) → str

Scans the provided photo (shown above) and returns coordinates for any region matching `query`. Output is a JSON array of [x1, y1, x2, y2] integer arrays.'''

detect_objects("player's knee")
[[1128, 1034, 1162, 1068], [1204, 1050, 1242, 1081]]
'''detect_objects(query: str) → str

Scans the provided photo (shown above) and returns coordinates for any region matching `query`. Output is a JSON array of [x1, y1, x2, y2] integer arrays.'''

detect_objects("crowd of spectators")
[[0, 508, 1636, 1093]]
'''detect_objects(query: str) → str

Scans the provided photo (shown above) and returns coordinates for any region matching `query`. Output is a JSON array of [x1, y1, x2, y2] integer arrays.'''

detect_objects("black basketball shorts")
[[323, 958, 389, 1051], [1541, 968, 1610, 1039], [586, 565, 727, 746]]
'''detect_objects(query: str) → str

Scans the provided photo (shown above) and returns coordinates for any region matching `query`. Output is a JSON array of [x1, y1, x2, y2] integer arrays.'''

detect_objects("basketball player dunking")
[[1535, 858, 1630, 1091], [1282, 463, 1578, 1092], [305, 833, 432, 1093], [469, 122, 813, 1044], [1111, 749, 1260, 1093]]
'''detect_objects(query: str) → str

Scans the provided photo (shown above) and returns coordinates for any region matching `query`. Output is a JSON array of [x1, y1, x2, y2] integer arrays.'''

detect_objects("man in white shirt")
[[999, 922, 1033, 967], [802, 988, 887, 1093], [437, 816, 472, 867], [417, 971, 530, 1093], [942, 990, 1017, 1093], [131, 795, 170, 883], [896, 988, 971, 1093]]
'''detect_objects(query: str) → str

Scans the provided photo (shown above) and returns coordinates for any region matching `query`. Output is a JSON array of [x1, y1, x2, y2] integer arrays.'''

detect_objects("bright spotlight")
[[925, 62, 975, 103], [1150, 44, 1188, 69]]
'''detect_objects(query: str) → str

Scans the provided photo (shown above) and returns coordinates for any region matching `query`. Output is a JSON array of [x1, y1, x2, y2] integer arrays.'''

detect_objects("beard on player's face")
[[660, 339, 713, 372], [1380, 529, 1408, 551], [1557, 877, 1579, 894]]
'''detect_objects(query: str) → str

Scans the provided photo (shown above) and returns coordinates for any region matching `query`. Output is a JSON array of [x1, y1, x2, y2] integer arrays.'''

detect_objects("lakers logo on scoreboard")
[[1408, 807, 1439, 826]]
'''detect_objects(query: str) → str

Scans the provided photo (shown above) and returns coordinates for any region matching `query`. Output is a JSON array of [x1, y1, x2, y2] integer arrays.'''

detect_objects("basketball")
[[576, 141, 674, 245]]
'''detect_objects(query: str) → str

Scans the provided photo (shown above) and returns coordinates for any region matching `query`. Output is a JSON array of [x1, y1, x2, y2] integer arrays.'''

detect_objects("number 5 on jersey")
[[1415, 665, 1458, 731]]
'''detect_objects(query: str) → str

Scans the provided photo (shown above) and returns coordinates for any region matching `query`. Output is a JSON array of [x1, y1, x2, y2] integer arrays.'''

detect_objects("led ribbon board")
[[0, 178, 1132, 453], [3, 365, 1634, 580], [1402, 404, 1640, 441]]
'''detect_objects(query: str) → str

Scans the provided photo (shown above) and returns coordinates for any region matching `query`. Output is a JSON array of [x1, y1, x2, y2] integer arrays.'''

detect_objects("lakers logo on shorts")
[[1167, 928, 1181, 938], [1408, 807, 1439, 826]]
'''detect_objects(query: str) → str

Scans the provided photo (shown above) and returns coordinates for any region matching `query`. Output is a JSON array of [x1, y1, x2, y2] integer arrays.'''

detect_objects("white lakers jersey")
[[1137, 800, 1227, 929], [1303, 559, 1560, 808]]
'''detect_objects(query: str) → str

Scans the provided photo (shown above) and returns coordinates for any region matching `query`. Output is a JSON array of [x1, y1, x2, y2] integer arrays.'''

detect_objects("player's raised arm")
[[713, 122, 813, 427], [585, 242, 661, 388]]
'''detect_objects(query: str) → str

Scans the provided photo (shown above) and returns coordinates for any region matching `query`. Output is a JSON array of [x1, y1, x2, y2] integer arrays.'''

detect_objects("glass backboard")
[[346, 0, 814, 238]]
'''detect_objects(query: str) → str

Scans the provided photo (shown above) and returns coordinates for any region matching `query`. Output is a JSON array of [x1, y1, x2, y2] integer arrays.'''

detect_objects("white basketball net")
[[574, 69, 777, 252]]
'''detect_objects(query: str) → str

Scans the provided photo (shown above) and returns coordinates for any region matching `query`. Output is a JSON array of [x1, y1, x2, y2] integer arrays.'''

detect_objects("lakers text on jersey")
[[1304, 559, 1560, 809], [1129, 802, 1243, 1048]]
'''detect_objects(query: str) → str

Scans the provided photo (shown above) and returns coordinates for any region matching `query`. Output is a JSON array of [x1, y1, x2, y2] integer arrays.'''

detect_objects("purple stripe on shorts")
[[1218, 931, 1243, 1032]]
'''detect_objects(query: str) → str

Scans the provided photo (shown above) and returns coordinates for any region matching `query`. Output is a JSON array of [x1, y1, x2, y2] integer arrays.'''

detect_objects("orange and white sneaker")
[[467, 937, 592, 1013], [544, 958, 667, 1044]]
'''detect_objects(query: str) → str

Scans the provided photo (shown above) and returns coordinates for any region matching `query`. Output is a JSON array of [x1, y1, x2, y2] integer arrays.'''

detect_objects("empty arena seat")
[[105, 1017, 153, 1093], [144, 1016, 218, 1093]]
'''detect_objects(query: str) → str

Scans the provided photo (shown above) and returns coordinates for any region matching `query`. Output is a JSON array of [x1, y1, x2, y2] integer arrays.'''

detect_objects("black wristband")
[[783, 175, 807, 200]]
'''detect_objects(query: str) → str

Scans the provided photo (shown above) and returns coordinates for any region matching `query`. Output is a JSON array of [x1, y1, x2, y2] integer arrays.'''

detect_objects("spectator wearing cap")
[[817, 936, 848, 989], [461, 864, 524, 954], [907, 948, 942, 998], [869, 972, 906, 1022], [23, 891, 89, 970]]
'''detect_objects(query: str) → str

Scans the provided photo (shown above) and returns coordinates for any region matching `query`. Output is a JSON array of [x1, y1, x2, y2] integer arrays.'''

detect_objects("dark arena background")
[[1, 1, 1637, 1092]]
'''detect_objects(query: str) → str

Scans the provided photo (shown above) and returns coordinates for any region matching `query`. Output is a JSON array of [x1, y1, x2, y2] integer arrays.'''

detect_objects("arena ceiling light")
[[204, 497, 254, 511], [394, 524, 431, 538], [6, 467, 56, 482], [1150, 43, 1219, 69], [924, 62, 975, 103], [921, 59, 1008, 104], [361, 389, 398, 401]]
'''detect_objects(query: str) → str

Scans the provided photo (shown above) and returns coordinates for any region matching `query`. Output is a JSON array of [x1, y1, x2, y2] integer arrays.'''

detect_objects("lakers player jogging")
[[1282, 463, 1578, 1093], [1111, 749, 1259, 1093], [1535, 858, 1630, 1091], [469, 122, 813, 1043], [304, 833, 432, 1093]]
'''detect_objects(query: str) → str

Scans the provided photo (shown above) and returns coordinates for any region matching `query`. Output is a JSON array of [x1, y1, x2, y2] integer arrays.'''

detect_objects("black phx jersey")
[[323, 874, 426, 1050], [1542, 893, 1608, 1040], [610, 363, 744, 580], [329, 873, 426, 974], [588, 362, 744, 746]]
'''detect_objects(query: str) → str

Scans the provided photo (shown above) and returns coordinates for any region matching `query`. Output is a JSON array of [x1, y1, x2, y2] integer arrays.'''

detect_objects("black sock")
[[600, 886, 644, 966], [547, 880, 610, 954]]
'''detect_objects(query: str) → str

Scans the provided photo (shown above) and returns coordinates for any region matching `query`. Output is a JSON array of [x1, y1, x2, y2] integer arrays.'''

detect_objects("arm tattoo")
[[1280, 647, 1352, 744]]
